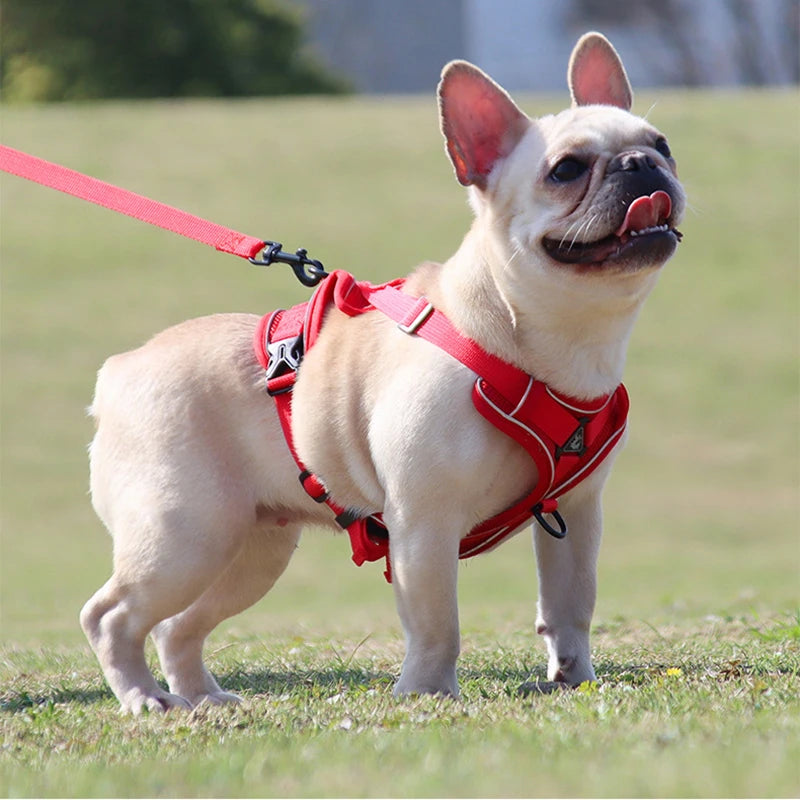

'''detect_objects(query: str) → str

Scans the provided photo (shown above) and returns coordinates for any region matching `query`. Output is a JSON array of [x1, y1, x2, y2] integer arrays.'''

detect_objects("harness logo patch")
[[558, 421, 587, 457]]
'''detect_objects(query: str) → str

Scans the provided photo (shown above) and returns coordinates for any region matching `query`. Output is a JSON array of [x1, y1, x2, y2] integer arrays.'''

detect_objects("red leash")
[[0, 143, 265, 260]]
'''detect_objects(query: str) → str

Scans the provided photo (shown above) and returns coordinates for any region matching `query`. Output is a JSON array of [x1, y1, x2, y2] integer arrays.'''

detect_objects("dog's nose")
[[608, 151, 657, 173]]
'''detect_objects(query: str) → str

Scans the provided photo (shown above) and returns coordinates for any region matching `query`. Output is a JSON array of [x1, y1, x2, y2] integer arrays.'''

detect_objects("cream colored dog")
[[82, 32, 685, 713]]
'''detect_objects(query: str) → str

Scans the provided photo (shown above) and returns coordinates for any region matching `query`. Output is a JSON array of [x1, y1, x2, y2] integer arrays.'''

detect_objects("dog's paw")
[[548, 654, 596, 686], [191, 690, 243, 707], [392, 673, 459, 698], [121, 689, 193, 715]]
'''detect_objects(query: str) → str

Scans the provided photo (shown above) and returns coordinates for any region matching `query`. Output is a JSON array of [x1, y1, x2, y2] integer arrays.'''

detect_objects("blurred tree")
[[1, 0, 350, 102]]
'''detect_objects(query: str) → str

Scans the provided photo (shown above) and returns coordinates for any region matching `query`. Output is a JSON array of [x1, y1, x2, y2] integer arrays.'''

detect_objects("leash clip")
[[250, 240, 329, 287]]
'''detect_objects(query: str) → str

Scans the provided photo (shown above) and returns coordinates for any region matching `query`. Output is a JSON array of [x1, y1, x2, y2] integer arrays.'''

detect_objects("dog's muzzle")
[[542, 156, 683, 269]]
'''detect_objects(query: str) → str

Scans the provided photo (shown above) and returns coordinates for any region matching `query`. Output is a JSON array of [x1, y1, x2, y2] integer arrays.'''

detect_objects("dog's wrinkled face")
[[523, 106, 684, 273], [439, 32, 685, 278]]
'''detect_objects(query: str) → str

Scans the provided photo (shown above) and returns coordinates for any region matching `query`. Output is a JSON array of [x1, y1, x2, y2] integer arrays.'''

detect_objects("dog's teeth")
[[629, 223, 669, 238]]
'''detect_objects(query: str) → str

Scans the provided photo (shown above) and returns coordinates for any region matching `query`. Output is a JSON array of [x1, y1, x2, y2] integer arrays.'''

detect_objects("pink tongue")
[[615, 190, 672, 236]]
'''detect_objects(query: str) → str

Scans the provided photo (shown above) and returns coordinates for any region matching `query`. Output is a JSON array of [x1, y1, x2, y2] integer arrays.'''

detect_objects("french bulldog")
[[81, 32, 685, 713]]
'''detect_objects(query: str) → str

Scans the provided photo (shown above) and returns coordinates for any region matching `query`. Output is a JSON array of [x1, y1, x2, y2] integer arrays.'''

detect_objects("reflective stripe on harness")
[[254, 270, 629, 583]]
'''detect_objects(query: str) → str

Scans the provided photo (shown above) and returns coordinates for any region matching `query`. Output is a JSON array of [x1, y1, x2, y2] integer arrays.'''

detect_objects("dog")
[[81, 32, 685, 713]]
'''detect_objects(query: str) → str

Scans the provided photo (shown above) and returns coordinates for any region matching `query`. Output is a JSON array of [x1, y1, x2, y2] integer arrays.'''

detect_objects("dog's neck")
[[420, 225, 660, 400]]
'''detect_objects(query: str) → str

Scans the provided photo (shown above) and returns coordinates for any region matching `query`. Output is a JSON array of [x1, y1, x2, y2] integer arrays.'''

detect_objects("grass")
[[2, 618, 799, 797], [1, 88, 799, 796]]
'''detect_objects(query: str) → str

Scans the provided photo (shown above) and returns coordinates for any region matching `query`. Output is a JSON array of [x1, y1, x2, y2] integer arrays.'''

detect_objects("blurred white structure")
[[294, 0, 798, 92]]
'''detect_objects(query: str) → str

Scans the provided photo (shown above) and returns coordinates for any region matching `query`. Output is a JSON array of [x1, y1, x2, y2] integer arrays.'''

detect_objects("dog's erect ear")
[[568, 32, 633, 111], [438, 61, 528, 189]]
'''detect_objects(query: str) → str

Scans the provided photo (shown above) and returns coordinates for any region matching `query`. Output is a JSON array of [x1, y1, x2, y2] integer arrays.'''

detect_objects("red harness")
[[254, 270, 629, 582]]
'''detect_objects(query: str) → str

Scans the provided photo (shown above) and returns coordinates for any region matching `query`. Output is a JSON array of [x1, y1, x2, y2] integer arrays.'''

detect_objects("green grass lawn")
[[1, 89, 798, 797]]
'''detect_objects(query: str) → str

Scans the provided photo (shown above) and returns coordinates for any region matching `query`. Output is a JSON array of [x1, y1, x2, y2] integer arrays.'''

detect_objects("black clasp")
[[265, 333, 303, 379], [533, 503, 568, 539], [249, 240, 328, 287]]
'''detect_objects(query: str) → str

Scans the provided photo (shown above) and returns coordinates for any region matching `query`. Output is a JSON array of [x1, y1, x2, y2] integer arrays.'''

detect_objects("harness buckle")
[[397, 299, 434, 335], [265, 334, 304, 396]]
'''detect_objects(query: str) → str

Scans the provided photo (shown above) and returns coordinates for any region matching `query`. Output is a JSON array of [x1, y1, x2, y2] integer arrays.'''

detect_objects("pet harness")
[[254, 270, 629, 582]]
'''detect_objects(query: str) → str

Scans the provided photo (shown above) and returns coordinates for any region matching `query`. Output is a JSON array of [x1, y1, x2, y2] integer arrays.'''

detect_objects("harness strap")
[[254, 287, 395, 581], [365, 285, 530, 406]]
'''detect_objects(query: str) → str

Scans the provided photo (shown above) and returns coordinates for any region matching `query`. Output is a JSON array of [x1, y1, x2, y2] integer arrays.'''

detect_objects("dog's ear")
[[568, 32, 633, 111], [438, 61, 528, 190]]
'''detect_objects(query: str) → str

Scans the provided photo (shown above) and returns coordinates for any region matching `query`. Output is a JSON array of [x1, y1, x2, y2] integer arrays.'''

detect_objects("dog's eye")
[[549, 157, 589, 183], [654, 137, 672, 159]]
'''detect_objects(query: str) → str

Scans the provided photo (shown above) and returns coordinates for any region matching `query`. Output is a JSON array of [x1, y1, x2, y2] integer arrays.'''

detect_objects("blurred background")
[[2, 0, 798, 103]]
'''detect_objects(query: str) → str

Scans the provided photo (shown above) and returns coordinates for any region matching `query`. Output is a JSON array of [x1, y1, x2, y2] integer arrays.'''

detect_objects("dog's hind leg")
[[82, 314, 299, 713], [151, 520, 301, 707], [80, 509, 253, 714], [82, 447, 260, 713], [80, 577, 195, 714]]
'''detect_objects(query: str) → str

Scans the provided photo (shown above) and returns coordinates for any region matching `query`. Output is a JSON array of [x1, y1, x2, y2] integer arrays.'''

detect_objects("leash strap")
[[0, 144, 265, 259]]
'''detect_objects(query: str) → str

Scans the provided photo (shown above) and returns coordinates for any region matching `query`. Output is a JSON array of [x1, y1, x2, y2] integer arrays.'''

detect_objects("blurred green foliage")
[[1, 0, 350, 102]]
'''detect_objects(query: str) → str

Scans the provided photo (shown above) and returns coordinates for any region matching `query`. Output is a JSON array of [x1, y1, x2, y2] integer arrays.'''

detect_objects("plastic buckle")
[[265, 334, 304, 395]]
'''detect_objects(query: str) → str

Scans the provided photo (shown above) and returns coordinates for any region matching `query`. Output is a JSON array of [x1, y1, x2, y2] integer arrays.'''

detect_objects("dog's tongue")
[[615, 190, 672, 236]]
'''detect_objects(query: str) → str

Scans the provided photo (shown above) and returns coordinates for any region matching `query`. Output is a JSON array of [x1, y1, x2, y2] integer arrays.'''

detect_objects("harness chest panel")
[[254, 270, 629, 582]]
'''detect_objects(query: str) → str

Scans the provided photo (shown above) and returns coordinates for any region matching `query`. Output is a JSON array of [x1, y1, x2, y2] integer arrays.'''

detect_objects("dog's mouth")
[[542, 191, 683, 268]]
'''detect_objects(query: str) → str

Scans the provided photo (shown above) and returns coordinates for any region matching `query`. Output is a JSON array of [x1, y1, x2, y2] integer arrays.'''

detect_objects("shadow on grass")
[[219, 663, 545, 698], [3, 657, 794, 714], [218, 665, 395, 696], [1, 686, 115, 713]]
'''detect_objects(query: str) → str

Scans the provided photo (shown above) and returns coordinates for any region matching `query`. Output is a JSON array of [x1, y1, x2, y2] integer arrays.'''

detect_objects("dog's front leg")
[[533, 483, 605, 686], [386, 507, 462, 698]]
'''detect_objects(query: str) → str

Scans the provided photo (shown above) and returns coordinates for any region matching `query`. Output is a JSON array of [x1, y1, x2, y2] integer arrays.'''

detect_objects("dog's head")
[[439, 33, 685, 280]]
